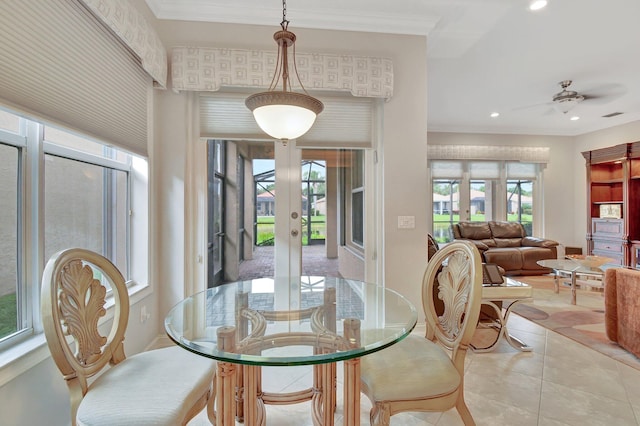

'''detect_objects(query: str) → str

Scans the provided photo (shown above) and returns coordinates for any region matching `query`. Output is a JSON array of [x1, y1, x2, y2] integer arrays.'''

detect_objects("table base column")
[[343, 358, 361, 426], [242, 365, 265, 426], [215, 362, 237, 426]]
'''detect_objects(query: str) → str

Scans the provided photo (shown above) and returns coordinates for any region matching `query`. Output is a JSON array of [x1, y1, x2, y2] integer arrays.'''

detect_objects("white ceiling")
[[145, 0, 640, 136]]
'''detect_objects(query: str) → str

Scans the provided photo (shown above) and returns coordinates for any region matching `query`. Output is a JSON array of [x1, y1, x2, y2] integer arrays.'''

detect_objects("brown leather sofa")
[[452, 221, 558, 276]]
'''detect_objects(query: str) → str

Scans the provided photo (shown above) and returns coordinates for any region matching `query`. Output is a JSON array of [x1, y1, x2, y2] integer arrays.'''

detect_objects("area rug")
[[510, 275, 640, 371]]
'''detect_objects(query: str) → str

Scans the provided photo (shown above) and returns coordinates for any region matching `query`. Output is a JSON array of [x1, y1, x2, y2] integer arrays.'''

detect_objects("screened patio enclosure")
[[254, 160, 328, 247]]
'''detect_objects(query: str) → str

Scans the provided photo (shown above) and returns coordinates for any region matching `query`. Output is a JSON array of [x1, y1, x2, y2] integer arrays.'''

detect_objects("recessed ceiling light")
[[570, 116, 580, 121], [490, 112, 500, 118], [529, 0, 548, 11]]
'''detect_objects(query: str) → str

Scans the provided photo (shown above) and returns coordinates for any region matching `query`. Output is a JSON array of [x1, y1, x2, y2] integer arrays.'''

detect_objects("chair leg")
[[370, 402, 391, 426], [456, 397, 476, 426]]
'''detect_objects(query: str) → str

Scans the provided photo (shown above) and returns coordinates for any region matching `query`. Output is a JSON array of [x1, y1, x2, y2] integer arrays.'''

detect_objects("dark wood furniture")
[[582, 142, 640, 266], [631, 240, 640, 269]]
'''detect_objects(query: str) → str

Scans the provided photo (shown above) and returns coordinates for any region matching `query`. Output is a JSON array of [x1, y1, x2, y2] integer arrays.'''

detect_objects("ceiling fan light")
[[553, 96, 583, 114]]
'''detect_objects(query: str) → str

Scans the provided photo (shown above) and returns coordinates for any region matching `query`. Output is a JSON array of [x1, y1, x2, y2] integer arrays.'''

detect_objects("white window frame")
[[0, 109, 149, 386], [350, 150, 365, 249]]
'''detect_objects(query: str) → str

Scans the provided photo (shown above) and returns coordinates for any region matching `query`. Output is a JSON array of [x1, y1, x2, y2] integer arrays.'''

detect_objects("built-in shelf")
[[582, 141, 640, 267], [592, 179, 624, 184]]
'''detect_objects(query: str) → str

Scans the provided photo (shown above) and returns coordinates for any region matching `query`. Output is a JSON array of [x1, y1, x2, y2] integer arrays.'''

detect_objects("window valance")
[[427, 145, 550, 163], [80, 0, 168, 88], [171, 47, 394, 100]]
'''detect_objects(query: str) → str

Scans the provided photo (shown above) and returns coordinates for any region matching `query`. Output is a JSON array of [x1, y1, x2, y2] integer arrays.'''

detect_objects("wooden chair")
[[360, 241, 483, 425], [41, 248, 216, 426]]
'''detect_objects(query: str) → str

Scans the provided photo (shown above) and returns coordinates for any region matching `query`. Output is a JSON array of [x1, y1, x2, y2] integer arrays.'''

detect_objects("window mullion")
[[103, 168, 114, 259], [25, 121, 44, 333]]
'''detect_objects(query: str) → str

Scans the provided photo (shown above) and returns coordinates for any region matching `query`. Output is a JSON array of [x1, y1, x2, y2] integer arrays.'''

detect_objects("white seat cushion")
[[360, 335, 461, 402], [77, 346, 215, 426]]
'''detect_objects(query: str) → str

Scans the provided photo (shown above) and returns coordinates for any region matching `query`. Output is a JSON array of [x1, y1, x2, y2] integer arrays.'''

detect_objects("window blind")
[[430, 161, 463, 179], [431, 160, 539, 180], [0, 0, 150, 157], [507, 162, 538, 179], [199, 92, 373, 148], [469, 161, 500, 179]]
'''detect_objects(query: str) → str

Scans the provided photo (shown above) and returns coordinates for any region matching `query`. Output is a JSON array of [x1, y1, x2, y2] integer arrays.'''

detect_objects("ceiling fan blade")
[[581, 83, 627, 104]]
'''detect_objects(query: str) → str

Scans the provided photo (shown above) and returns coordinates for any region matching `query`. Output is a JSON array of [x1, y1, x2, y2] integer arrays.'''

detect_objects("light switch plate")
[[398, 215, 415, 229]]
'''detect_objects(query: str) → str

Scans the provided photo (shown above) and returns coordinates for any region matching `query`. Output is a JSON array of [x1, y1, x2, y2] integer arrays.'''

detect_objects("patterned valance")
[[80, 0, 168, 88], [171, 47, 394, 100], [427, 145, 550, 163]]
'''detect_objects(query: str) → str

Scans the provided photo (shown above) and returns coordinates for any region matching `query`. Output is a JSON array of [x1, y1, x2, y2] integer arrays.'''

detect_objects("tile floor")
[[188, 314, 640, 425]]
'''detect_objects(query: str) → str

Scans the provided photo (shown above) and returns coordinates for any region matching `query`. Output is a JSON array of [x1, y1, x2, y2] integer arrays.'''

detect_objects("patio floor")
[[237, 244, 340, 281]]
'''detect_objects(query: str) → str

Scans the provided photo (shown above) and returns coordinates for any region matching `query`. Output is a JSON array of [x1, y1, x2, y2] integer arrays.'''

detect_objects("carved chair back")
[[422, 241, 482, 370], [41, 248, 129, 397]]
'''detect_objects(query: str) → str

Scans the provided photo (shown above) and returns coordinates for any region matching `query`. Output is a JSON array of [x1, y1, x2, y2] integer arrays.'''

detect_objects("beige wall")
[[152, 20, 429, 307]]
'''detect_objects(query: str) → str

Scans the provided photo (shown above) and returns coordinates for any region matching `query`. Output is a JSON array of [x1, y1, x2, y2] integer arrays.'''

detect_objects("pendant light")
[[245, 0, 323, 143]]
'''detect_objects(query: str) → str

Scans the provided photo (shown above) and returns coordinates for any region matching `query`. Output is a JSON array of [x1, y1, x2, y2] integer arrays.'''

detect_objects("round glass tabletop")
[[165, 276, 418, 366]]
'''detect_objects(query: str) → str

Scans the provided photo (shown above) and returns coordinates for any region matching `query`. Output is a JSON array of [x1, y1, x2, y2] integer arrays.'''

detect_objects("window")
[[0, 141, 21, 341], [0, 108, 146, 350], [432, 180, 460, 243], [507, 180, 534, 236], [351, 151, 364, 246], [429, 159, 542, 242], [207, 140, 225, 287]]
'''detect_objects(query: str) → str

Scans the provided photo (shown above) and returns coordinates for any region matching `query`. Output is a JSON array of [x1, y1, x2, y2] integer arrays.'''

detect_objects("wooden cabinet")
[[631, 241, 640, 269], [582, 142, 640, 267], [591, 218, 625, 264]]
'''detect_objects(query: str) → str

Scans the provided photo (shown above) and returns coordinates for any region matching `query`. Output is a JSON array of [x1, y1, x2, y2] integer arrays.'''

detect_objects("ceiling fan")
[[514, 79, 621, 115], [552, 80, 585, 114]]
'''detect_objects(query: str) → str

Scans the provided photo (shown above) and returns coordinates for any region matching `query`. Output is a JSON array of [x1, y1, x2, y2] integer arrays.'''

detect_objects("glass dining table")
[[164, 276, 418, 426]]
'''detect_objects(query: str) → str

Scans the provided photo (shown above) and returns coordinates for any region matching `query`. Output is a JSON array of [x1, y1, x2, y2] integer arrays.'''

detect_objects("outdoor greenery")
[[0, 293, 17, 338], [256, 216, 326, 246]]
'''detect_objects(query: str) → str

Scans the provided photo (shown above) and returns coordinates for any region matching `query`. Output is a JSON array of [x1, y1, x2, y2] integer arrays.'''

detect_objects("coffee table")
[[471, 277, 533, 352], [164, 276, 417, 426], [537, 259, 606, 305]]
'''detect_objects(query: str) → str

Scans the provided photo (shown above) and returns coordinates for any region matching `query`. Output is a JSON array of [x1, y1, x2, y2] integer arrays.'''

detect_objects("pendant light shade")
[[246, 91, 323, 140], [245, 1, 323, 142]]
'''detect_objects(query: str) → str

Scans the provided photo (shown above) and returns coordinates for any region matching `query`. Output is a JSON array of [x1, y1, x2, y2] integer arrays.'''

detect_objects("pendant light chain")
[[281, 0, 289, 30]]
